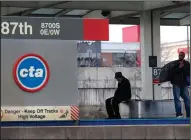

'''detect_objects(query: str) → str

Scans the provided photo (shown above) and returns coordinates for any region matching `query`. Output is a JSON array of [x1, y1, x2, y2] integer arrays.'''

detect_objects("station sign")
[[152, 67, 161, 84], [1, 16, 109, 40], [13, 54, 50, 93], [1, 17, 72, 39]]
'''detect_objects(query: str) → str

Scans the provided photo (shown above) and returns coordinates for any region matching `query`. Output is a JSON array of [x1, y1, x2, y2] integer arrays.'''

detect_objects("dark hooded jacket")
[[114, 77, 132, 100], [170, 60, 190, 87]]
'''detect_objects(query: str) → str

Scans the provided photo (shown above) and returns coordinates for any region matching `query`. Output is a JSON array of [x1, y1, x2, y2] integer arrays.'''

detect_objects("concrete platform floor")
[[1, 125, 190, 139], [1, 119, 190, 139]]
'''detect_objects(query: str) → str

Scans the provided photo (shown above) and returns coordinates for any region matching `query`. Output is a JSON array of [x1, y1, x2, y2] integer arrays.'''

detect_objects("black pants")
[[105, 97, 123, 119]]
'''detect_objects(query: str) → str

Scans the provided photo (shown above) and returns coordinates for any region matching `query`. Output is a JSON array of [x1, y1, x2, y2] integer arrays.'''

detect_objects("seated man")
[[105, 72, 132, 119]]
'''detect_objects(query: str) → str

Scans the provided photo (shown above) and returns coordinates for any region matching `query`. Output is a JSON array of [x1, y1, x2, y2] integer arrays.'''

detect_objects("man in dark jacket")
[[105, 72, 132, 119], [170, 51, 190, 118]]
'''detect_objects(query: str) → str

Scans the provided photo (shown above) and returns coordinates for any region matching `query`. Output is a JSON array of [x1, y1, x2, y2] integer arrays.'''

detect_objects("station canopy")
[[1, 1, 190, 26]]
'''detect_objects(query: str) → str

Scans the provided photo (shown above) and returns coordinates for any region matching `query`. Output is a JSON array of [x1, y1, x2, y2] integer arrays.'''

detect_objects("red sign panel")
[[122, 25, 140, 43], [83, 19, 109, 41]]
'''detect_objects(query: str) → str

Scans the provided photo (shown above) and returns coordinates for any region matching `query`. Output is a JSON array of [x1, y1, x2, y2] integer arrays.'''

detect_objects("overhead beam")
[[1, 1, 40, 8], [154, 1, 190, 12], [143, 1, 175, 11], [110, 1, 174, 20], [110, 11, 140, 20], [1, 7, 30, 16], [110, 17, 180, 26], [53, 1, 144, 11], [111, 1, 189, 21], [1, 1, 66, 8], [2, 1, 190, 11]]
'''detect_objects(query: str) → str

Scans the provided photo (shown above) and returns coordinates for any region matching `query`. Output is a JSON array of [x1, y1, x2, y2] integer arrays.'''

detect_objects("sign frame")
[[13, 53, 50, 93], [152, 67, 161, 84]]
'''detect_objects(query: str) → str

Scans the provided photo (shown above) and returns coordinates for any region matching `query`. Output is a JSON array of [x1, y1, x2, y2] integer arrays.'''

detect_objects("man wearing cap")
[[105, 72, 132, 119]]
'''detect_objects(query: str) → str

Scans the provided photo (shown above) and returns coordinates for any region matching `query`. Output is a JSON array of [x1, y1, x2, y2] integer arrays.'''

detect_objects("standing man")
[[170, 52, 190, 118], [105, 72, 132, 119]]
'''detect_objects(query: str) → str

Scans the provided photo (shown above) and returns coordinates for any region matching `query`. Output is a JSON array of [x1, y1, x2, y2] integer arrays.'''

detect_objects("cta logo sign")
[[13, 54, 50, 93]]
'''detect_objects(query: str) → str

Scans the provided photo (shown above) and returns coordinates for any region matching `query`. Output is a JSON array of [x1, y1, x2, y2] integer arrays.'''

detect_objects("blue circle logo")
[[13, 54, 50, 93]]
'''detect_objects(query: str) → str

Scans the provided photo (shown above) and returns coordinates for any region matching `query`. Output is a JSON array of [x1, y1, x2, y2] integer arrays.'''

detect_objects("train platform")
[[1, 119, 190, 139], [1, 120, 190, 139]]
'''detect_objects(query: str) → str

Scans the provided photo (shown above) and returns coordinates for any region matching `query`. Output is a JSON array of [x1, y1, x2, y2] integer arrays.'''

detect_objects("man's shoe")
[[176, 115, 184, 118]]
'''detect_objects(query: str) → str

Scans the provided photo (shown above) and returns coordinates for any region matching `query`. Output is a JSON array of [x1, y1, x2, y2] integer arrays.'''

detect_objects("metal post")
[[187, 26, 190, 62], [190, 1, 191, 119]]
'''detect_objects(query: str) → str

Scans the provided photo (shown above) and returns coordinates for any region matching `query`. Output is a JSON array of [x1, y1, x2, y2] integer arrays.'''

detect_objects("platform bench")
[[119, 100, 180, 118]]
